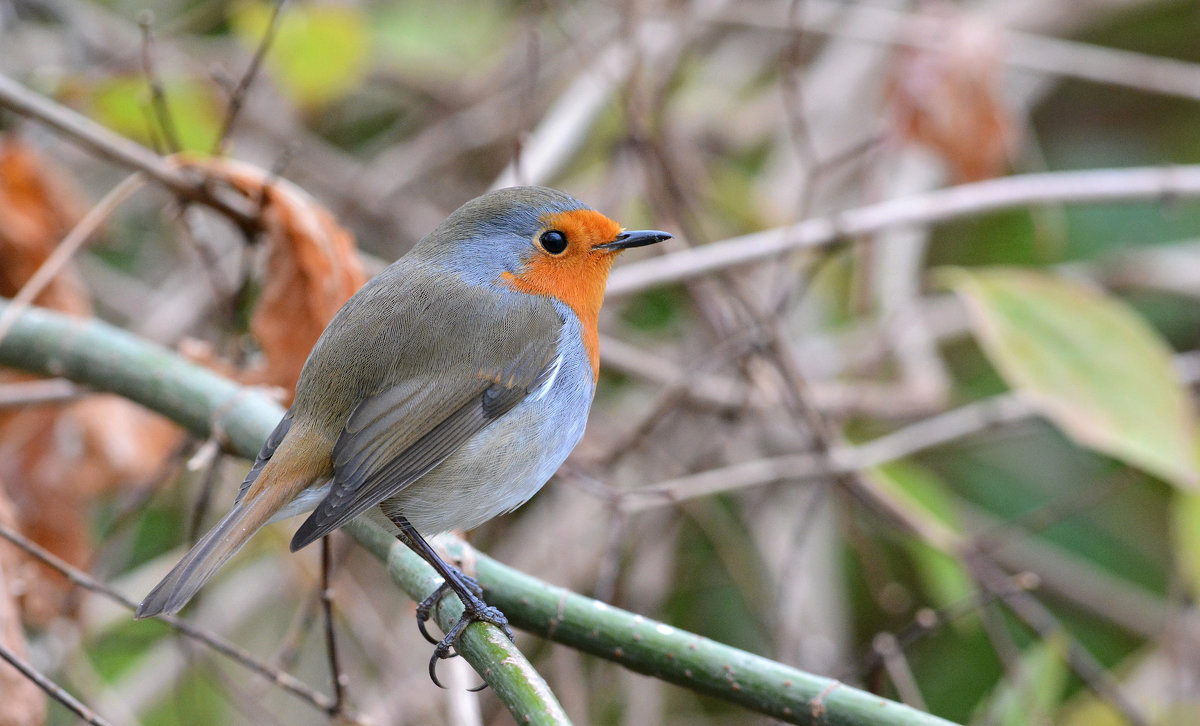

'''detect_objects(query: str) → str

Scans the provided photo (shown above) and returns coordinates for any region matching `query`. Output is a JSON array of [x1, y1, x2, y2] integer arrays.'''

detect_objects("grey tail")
[[134, 486, 290, 619]]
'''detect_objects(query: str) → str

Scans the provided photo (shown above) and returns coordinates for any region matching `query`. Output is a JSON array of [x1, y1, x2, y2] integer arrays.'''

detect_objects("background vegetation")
[[2, 0, 1200, 724]]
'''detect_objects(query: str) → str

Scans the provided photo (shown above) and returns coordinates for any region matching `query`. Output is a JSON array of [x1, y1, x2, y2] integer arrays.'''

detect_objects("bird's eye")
[[539, 230, 568, 255]]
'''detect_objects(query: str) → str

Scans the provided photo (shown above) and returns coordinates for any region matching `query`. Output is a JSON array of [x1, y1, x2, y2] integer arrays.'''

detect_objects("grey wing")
[[288, 341, 559, 551], [235, 409, 294, 504]]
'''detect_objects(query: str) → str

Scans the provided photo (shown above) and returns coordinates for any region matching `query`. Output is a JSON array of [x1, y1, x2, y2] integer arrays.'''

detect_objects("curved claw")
[[423, 603, 513, 690], [416, 582, 451, 645], [416, 615, 439, 646], [427, 613, 470, 689], [428, 648, 451, 689]]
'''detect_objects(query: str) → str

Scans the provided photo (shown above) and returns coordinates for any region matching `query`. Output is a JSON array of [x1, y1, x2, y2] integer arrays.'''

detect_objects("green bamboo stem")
[[444, 539, 956, 726], [0, 300, 961, 726]]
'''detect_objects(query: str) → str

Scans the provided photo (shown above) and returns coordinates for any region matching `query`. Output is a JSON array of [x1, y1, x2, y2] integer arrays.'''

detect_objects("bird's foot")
[[425, 595, 514, 689], [417, 571, 515, 689], [415, 572, 484, 644]]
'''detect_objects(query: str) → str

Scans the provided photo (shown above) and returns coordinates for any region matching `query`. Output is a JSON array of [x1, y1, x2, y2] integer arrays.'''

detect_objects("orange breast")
[[500, 209, 623, 380]]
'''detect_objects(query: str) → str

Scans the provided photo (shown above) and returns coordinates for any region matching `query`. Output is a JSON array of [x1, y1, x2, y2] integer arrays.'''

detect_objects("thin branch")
[[0, 299, 960, 726], [607, 164, 1200, 297], [872, 633, 928, 711], [706, 1, 1200, 102], [0, 522, 348, 718], [622, 393, 1030, 511], [185, 437, 223, 544], [967, 556, 1149, 726], [0, 173, 146, 346], [489, 23, 634, 190], [320, 536, 348, 717], [625, 337, 1200, 511], [0, 378, 86, 407], [847, 573, 1039, 683], [0, 71, 257, 229], [138, 11, 183, 154], [0, 641, 116, 726], [213, 0, 287, 153]]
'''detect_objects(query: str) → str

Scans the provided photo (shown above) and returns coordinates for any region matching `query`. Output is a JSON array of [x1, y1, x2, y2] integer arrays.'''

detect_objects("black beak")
[[596, 229, 672, 251]]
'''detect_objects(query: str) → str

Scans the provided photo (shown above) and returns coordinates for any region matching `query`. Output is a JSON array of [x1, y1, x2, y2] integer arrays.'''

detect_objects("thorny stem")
[[0, 299, 960, 726]]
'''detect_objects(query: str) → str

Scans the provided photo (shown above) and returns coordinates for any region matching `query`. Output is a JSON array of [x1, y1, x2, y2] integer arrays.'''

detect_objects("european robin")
[[136, 186, 670, 681]]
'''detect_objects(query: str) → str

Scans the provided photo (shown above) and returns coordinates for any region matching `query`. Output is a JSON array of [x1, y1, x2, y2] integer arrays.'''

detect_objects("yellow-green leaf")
[[977, 632, 1070, 726], [231, 1, 369, 108], [1171, 488, 1200, 601], [864, 462, 973, 609], [90, 77, 221, 153], [942, 267, 1199, 490]]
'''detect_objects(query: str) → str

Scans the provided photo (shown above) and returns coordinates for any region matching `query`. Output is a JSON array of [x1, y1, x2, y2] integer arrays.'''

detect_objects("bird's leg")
[[388, 513, 514, 688], [414, 573, 483, 644]]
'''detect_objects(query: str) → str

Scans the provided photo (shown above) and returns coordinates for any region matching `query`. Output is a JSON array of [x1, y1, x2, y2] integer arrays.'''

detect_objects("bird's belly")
[[381, 359, 593, 535]]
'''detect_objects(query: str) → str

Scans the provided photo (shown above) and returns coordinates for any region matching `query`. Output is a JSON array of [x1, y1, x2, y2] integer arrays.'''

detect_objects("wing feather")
[[289, 342, 559, 550]]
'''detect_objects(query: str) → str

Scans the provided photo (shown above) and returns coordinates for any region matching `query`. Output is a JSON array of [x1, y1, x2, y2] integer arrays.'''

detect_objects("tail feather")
[[135, 483, 294, 619]]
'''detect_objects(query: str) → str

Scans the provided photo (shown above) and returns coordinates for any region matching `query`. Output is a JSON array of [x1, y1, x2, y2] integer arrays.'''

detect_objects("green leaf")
[[941, 267, 1199, 490], [864, 462, 973, 609], [90, 77, 221, 152], [231, 1, 369, 108], [977, 632, 1070, 726], [1171, 488, 1200, 601]]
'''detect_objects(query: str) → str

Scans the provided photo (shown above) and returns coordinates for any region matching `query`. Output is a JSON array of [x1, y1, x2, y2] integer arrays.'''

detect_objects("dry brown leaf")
[[0, 138, 90, 314], [179, 157, 367, 402], [885, 4, 1015, 182], [0, 135, 182, 624], [0, 491, 48, 726]]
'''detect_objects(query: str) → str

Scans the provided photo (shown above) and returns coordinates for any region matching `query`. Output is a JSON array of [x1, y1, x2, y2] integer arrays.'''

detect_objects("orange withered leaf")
[[885, 5, 1015, 182], [0, 136, 182, 624], [178, 157, 367, 402], [0, 138, 90, 314]]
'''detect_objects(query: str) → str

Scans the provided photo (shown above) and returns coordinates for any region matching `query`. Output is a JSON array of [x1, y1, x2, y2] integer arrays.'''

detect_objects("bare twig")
[[0, 641, 115, 726], [849, 573, 1039, 682], [0, 173, 146, 345], [706, 1, 1200, 102], [872, 633, 928, 711], [968, 556, 1150, 726], [0, 71, 257, 228], [213, 0, 288, 153], [607, 164, 1200, 296], [623, 393, 1029, 511], [320, 536, 348, 717], [490, 19, 641, 189], [185, 437, 224, 544], [0, 378, 86, 406], [139, 11, 183, 154], [0, 523, 348, 717]]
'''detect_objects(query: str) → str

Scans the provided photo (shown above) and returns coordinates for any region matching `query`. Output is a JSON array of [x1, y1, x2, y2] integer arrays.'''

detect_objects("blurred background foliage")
[[3, 0, 1200, 725]]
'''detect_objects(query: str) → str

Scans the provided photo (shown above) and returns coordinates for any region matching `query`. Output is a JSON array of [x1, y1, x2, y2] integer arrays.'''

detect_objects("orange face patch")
[[500, 209, 624, 380]]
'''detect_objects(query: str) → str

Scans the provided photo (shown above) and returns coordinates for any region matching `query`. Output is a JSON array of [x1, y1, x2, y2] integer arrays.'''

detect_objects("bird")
[[135, 185, 670, 684]]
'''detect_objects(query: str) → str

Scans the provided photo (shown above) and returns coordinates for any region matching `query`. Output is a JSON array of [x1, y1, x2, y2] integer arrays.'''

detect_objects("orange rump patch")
[[501, 209, 624, 381]]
